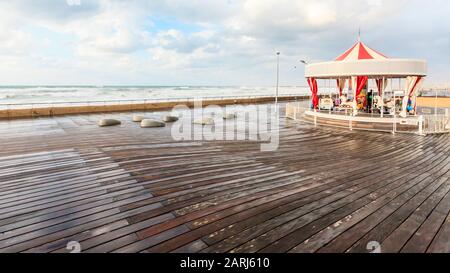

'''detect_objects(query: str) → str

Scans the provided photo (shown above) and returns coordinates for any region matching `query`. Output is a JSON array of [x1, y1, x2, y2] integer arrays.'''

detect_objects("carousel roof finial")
[[358, 27, 361, 42]]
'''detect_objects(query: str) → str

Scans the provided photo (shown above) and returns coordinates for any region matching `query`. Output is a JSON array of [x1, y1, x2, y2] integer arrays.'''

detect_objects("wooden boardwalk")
[[0, 105, 449, 253]]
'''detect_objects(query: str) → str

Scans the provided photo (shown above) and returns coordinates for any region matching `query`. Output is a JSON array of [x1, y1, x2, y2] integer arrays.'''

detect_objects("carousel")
[[301, 39, 427, 133]]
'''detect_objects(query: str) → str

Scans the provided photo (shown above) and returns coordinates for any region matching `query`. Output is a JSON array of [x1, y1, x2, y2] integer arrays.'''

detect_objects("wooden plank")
[[0, 104, 448, 253]]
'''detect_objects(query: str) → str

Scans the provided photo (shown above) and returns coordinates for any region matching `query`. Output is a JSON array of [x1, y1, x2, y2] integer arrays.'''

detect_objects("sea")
[[0, 86, 334, 106], [1, 85, 445, 108]]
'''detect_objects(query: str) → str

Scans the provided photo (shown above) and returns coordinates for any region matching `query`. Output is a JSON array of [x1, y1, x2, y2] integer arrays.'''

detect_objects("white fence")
[[422, 114, 450, 134]]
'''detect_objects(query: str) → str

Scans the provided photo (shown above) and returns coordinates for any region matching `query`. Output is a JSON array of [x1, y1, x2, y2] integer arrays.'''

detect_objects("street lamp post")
[[276, 52, 280, 105], [298, 59, 309, 108]]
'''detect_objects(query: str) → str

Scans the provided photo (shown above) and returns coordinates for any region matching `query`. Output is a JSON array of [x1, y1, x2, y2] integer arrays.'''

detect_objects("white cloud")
[[0, 0, 449, 85], [227, 0, 408, 40], [1, 0, 100, 22], [72, 8, 152, 56]]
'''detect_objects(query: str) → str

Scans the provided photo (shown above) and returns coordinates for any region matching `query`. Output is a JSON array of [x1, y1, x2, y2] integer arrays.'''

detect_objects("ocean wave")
[[0, 86, 311, 104], [173, 86, 191, 90]]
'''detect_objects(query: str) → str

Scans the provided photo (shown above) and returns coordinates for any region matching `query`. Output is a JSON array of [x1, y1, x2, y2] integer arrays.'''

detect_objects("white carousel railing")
[[285, 102, 450, 135], [421, 115, 450, 134]]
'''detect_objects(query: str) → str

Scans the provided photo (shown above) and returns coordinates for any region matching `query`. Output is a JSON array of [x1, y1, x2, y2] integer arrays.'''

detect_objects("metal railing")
[[0, 94, 306, 111], [422, 114, 450, 134]]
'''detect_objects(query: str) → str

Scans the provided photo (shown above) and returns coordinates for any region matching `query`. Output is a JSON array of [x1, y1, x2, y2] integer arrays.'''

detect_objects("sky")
[[0, 0, 449, 86]]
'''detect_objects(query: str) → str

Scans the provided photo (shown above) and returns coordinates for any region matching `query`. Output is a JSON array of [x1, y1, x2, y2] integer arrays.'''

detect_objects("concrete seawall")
[[1, 95, 444, 120], [0, 95, 309, 120]]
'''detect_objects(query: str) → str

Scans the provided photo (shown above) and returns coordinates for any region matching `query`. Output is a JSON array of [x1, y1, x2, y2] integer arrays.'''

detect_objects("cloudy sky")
[[0, 0, 449, 86]]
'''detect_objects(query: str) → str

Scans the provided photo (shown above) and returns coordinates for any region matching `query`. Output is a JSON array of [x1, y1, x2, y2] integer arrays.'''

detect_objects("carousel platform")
[[285, 102, 450, 135], [303, 110, 421, 133]]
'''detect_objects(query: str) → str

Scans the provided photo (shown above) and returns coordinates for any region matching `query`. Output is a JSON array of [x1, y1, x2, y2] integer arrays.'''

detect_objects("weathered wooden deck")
[[0, 104, 449, 253]]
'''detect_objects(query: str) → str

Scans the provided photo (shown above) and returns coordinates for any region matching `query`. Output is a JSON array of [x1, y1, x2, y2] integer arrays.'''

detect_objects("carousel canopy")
[[305, 41, 427, 79], [335, 41, 387, 61]]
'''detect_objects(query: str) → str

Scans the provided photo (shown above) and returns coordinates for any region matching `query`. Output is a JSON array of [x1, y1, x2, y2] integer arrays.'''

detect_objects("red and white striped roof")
[[335, 41, 388, 61]]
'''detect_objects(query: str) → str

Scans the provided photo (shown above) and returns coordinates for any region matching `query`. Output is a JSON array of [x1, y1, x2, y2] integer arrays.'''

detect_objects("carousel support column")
[[314, 78, 317, 126], [413, 94, 418, 116], [381, 77, 385, 118], [352, 76, 357, 117], [336, 79, 339, 106], [392, 78, 396, 135], [353, 85, 357, 116], [410, 76, 424, 116], [329, 79, 332, 114], [400, 78, 410, 118], [347, 76, 351, 116], [393, 112, 396, 135], [415, 94, 419, 116], [370, 79, 373, 116]]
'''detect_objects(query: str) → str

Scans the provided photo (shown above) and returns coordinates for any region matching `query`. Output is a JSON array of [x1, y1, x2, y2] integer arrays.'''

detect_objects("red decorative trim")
[[375, 79, 384, 97], [335, 42, 388, 61], [335, 43, 358, 61], [409, 76, 423, 97], [358, 43, 373, 60], [307, 77, 319, 109], [355, 76, 368, 98], [337, 79, 341, 96]]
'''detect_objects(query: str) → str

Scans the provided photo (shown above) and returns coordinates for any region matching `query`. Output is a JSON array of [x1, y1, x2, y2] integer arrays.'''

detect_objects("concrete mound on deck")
[[141, 119, 166, 128], [194, 117, 215, 125], [132, 115, 148, 122], [223, 113, 236, 120], [163, 115, 179, 122], [98, 119, 121, 127]]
